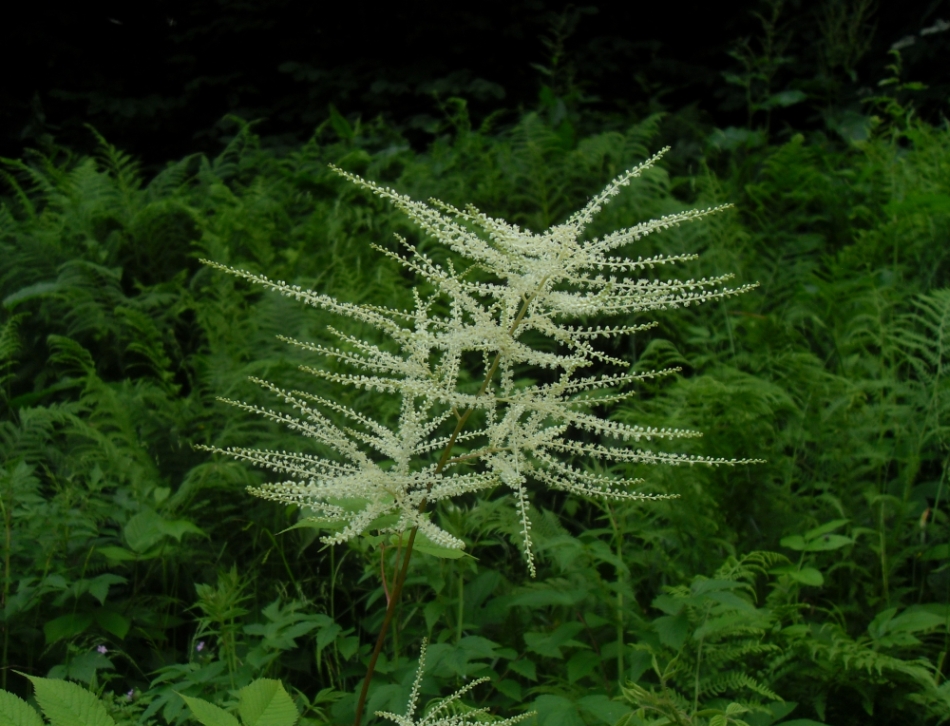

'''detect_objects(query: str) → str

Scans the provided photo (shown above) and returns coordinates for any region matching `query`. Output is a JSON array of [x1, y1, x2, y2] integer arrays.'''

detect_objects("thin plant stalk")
[[352, 293, 539, 726]]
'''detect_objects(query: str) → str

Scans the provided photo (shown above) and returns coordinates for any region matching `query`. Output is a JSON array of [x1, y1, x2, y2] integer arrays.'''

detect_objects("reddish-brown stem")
[[353, 526, 419, 726], [379, 545, 390, 606], [351, 290, 540, 726]]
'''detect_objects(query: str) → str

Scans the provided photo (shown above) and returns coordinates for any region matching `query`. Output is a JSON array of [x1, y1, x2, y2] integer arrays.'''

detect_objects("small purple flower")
[[96, 645, 108, 654], [195, 640, 205, 652], [126, 689, 135, 701]]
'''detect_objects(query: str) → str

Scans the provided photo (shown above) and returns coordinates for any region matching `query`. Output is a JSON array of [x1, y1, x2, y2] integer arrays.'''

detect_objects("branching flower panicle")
[[198, 148, 763, 575], [376, 639, 535, 726]]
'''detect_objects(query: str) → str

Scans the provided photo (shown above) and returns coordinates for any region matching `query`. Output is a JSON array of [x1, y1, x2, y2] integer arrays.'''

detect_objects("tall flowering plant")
[[199, 148, 761, 725]]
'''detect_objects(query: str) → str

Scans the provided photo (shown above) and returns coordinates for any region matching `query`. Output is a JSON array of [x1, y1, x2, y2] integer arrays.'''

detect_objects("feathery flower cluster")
[[376, 640, 535, 726], [199, 149, 762, 574]]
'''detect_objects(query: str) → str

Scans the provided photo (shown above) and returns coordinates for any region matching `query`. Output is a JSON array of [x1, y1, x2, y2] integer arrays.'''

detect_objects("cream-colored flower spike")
[[376, 639, 535, 726], [199, 150, 763, 575]]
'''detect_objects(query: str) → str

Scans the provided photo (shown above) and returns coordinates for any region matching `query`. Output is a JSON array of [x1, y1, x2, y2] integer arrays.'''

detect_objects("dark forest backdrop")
[[2, 0, 948, 165]]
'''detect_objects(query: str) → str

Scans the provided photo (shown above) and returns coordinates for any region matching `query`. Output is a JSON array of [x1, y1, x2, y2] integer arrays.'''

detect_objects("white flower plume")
[[376, 639, 535, 726], [198, 149, 763, 573]]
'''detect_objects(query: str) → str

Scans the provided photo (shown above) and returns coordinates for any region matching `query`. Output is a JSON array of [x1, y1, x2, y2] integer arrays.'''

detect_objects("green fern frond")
[[85, 124, 142, 198], [702, 642, 781, 668], [699, 670, 782, 702]]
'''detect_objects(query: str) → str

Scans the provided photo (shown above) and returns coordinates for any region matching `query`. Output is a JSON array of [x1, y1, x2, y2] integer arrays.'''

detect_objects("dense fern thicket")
[[1, 96, 949, 726]]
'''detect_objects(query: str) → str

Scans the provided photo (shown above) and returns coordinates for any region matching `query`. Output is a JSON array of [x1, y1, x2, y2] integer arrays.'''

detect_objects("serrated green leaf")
[[24, 673, 116, 726], [524, 622, 586, 659], [125, 508, 205, 554], [654, 612, 689, 650], [159, 518, 206, 543], [94, 609, 131, 639], [495, 679, 522, 701], [577, 695, 630, 725], [86, 574, 127, 606], [178, 693, 241, 726], [44, 612, 94, 645], [567, 650, 601, 683], [508, 658, 537, 681], [0, 689, 44, 726], [124, 509, 166, 554], [532, 696, 584, 726], [49, 651, 113, 684], [238, 679, 298, 726]]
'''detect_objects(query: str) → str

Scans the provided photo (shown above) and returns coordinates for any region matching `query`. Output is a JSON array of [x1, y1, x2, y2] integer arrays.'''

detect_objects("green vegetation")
[[1, 54, 949, 726]]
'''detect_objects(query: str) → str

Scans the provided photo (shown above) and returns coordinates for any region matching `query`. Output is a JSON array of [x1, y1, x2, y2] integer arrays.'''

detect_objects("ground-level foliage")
[[1, 98, 949, 726]]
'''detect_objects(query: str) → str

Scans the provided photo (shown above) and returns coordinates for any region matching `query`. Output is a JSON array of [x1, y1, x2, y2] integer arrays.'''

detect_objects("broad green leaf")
[[44, 612, 94, 645], [654, 612, 689, 650], [124, 509, 166, 554], [315, 622, 342, 655], [47, 651, 113, 684], [508, 658, 537, 681], [97, 546, 139, 562], [238, 679, 298, 726], [803, 520, 850, 541], [94, 609, 131, 639], [780, 535, 807, 551], [691, 579, 746, 595], [577, 695, 630, 725], [495, 679, 522, 701], [652, 593, 684, 616], [86, 574, 127, 606], [412, 537, 467, 560], [706, 590, 756, 611], [867, 608, 898, 640], [765, 701, 798, 722], [922, 544, 949, 561], [124, 508, 205, 553], [790, 568, 824, 586], [510, 588, 588, 608], [0, 689, 44, 726], [888, 610, 947, 633], [532, 696, 584, 726], [803, 535, 852, 552], [765, 89, 807, 108], [524, 622, 585, 659], [772, 566, 824, 586], [178, 693, 241, 726], [567, 651, 601, 683], [159, 518, 206, 543], [24, 674, 116, 726]]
